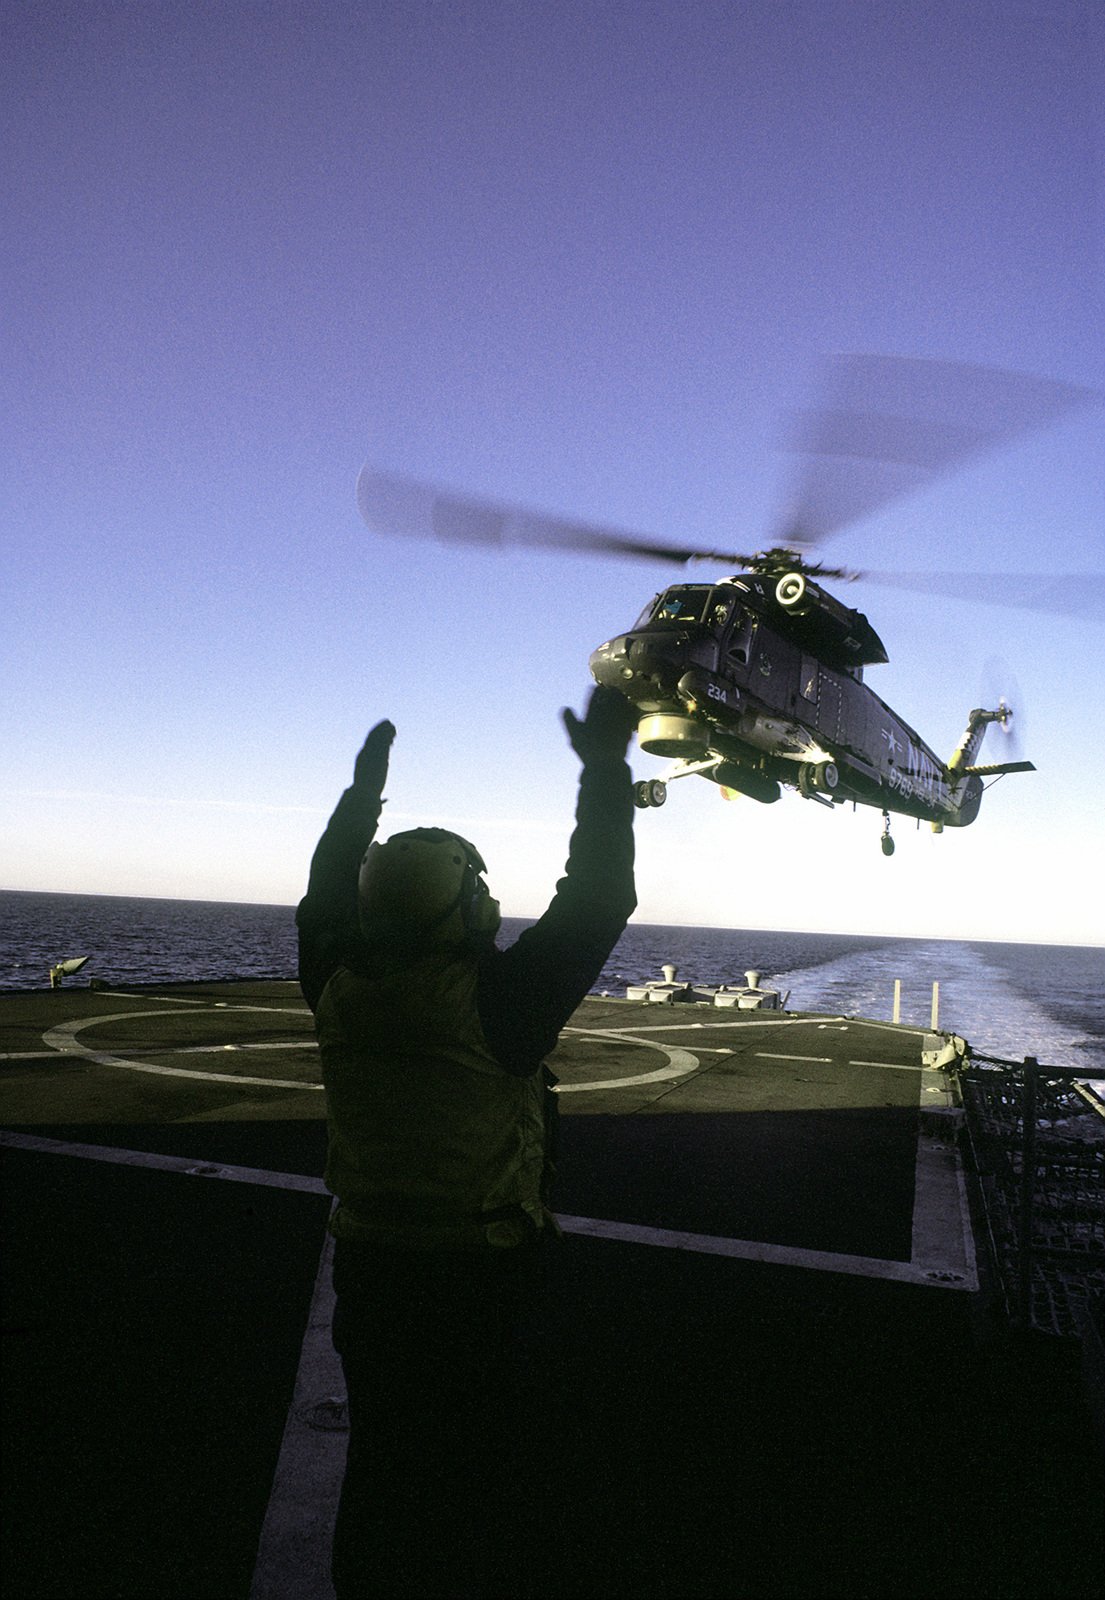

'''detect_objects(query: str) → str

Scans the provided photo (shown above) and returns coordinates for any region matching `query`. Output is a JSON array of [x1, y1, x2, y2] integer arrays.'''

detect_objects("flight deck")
[[2, 982, 1101, 1598]]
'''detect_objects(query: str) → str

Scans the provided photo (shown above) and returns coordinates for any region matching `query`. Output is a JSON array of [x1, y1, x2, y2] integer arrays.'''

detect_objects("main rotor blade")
[[778, 355, 1100, 548], [357, 469, 754, 566], [856, 569, 1105, 619]]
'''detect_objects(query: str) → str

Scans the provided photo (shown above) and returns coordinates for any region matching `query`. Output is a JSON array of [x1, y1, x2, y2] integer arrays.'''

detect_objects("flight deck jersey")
[[318, 952, 546, 1250]]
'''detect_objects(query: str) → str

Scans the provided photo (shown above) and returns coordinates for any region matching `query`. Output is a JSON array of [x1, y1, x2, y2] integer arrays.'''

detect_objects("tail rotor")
[[981, 659, 1029, 764]]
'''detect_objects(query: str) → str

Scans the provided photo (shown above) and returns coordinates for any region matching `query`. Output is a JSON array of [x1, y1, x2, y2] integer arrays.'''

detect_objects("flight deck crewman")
[[296, 685, 637, 1599]]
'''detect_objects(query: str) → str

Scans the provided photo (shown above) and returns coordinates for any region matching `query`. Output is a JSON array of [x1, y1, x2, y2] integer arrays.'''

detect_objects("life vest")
[[316, 951, 547, 1250]]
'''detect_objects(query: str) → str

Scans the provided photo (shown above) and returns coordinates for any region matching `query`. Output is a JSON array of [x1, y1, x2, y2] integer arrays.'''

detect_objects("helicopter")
[[585, 555, 1027, 855], [358, 356, 1101, 854]]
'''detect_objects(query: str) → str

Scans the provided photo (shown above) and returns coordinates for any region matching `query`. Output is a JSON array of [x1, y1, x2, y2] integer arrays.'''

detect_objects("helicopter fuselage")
[[589, 574, 991, 829]]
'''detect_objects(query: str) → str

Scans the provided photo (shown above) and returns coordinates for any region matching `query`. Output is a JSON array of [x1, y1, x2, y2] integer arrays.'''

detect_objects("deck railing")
[[957, 1055, 1104, 1339]]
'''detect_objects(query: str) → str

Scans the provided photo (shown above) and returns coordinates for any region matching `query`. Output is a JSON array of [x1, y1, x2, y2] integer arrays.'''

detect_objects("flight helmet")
[[357, 828, 501, 947]]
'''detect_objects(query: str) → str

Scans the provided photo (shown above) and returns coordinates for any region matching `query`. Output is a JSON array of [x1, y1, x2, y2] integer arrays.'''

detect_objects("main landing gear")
[[880, 811, 895, 856], [797, 759, 839, 806]]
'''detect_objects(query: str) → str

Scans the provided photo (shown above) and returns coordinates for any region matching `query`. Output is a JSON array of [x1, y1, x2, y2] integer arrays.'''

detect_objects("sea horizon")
[[2, 885, 1101, 954], [2, 887, 1103, 1076]]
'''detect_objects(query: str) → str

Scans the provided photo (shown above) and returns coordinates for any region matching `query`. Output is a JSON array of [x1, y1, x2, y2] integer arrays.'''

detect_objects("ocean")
[[1, 889, 1102, 1076]]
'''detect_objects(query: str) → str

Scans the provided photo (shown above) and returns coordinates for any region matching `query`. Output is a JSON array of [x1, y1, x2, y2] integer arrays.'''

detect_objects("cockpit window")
[[635, 585, 712, 628]]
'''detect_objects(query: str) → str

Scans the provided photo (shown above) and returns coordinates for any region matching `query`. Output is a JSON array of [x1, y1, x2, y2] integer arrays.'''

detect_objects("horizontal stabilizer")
[[962, 760, 1036, 776]]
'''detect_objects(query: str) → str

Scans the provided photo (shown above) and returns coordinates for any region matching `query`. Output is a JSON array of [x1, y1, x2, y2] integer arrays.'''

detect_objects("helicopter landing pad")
[[0, 982, 970, 1282], [3, 983, 1099, 1600]]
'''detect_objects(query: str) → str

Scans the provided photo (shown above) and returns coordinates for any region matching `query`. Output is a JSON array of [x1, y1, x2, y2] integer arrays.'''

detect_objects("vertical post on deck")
[[892, 979, 901, 1024], [930, 981, 940, 1030]]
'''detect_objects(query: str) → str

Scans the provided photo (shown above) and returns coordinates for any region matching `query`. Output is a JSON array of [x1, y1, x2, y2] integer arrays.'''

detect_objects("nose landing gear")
[[634, 779, 668, 809], [633, 752, 725, 808]]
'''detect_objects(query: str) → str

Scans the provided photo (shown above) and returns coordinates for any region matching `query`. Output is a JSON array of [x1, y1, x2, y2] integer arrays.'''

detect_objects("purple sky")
[[4, 0, 1103, 941]]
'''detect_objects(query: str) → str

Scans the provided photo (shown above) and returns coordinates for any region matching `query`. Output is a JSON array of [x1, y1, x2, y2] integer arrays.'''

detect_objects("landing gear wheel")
[[634, 779, 668, 809], [880, 810, 895, 855], [798, 760, 839, 797]]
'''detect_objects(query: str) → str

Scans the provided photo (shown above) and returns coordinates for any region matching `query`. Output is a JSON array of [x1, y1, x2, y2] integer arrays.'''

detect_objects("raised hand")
[[561, 686, 637, 764], [352, 720, 396, 793]]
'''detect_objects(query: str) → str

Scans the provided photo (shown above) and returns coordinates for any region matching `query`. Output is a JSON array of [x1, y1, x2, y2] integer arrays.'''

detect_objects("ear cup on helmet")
[[463, 874, 501, 936]]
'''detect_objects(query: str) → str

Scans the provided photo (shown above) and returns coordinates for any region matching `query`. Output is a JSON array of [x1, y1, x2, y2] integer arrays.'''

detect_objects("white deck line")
[[0, 1131, 328, 1192], [850, 1058, 925, 1070], [97, 992, 309, 1014], [755, 1051, 833, 1063], [911, 1069, 978, 1287], [249, 1230, 343, 1600], [555, 1210, 976, 1289], [170, 1040, 317, 1053], [568, 1016, 834, 1035], [577, 1015, 929, 1039]]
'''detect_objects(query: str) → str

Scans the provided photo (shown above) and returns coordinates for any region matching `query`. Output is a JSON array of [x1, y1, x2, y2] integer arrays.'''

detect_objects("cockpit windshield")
[[633, 585, 713, 629]]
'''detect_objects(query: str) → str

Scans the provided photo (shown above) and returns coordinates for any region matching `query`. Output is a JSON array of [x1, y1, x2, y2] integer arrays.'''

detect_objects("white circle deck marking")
[[41, 1010, 323, 1090], [556, 1028, 701, 1091]]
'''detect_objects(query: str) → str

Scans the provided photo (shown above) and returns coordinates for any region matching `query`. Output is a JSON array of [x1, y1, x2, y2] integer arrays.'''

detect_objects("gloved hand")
[[562, 686, 637, 764], [352, 720, 396, 793]]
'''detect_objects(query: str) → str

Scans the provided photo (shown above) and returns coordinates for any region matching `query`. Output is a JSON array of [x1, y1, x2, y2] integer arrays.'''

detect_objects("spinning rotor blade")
[[855, 569, 1105, 619], [357, 469, 755, 566], [981, 659, 1028, 760], [778, 355, 1099, 550], [359, 357, 1099, 585]]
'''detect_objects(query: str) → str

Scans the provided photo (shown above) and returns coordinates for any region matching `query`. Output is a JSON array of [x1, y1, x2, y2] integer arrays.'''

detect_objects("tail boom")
[[935, 707, 1035, 830]]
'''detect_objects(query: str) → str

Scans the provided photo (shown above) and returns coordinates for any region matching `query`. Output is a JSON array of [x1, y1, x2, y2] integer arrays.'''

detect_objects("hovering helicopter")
[[586, 555, 1027, 855], [358, 356, 1101, 853]]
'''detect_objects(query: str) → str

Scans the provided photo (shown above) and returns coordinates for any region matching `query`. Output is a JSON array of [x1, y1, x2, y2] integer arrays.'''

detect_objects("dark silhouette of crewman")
[[296, 686, 637, 1597]]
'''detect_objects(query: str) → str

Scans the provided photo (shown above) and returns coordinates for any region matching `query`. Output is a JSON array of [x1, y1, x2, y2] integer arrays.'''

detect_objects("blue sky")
[[4, 0, 1103, 943]]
